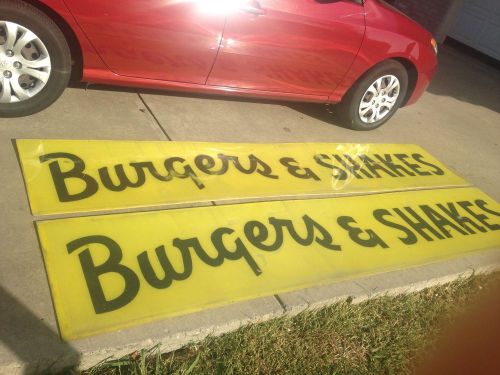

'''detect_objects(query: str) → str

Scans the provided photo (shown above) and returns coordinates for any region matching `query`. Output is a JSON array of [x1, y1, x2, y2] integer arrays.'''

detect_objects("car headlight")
[[431, 38, 438, 55]]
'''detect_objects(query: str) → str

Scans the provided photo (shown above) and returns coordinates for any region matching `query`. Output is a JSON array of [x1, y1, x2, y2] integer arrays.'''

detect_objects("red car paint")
[[33, 0, 437, 105]]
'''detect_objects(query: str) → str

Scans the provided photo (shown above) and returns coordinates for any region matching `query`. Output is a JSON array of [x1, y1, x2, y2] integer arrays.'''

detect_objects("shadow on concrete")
[[68, 39, 500, 126], [67, 82, 350, 130], [0, 286, 79, 374], [427, 40, 500, 114], [283, 102, 349, 129]]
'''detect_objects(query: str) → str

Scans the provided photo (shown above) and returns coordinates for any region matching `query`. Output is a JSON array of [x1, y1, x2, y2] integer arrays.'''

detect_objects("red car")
[[0, 0, 437, 130]]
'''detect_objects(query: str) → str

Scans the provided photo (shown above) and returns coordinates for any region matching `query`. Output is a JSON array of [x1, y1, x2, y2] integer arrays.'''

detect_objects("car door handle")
[[240, 0, 266, 15]]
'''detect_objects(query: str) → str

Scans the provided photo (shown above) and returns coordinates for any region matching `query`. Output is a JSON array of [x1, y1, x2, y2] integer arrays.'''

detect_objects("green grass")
[[82, 272, 499, 375]]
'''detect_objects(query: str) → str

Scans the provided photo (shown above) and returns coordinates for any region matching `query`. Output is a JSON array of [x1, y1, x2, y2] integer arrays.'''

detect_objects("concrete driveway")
[[0, 43, 499, 373]]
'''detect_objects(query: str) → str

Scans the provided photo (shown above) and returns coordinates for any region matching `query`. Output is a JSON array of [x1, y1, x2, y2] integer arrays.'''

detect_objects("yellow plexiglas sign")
[[37, 187, 500, 340], [17, 140, 469, 215]]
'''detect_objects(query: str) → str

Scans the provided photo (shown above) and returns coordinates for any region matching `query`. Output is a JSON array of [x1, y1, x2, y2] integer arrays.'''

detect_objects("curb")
[[6, 249, 498, 374]]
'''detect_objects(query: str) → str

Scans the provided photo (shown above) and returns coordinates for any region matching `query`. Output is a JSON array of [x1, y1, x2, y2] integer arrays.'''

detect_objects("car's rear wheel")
[[336, 60, 409, 131], [0, 0, 71, 117]]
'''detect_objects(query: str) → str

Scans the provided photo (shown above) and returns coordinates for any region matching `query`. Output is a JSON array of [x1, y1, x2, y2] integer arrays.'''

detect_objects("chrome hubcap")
[[359, 75, 400, 124], [0, 21, 51, 104]]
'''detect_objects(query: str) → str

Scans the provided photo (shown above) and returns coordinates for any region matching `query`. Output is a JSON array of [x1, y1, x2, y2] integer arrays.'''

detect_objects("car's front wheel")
[[336, 60, 409, 131], [0, 0, 71, 117]]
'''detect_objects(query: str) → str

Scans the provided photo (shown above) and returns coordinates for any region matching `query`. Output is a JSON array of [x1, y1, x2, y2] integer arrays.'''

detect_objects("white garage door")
[[449, 0, 500, 61]]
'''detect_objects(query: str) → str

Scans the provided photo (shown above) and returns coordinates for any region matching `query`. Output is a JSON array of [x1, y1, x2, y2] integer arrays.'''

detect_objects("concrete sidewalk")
[[1, 44, 499, 373]]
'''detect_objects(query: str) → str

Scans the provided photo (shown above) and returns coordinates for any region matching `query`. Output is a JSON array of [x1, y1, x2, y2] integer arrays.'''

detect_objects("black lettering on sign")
[[66, 235, 140, 314], [436, 202, 486, 234], [373, 209, 418, 245], [313, 154, 348, 180], [393, 207, 445, 241], [194, 154, 278, 179], [195, 154, 229, 175], [68, 215, 340, 314], [39, 150, 452, 204], [130, 161, 173, 182], [476, 200, 500, 218], [334, 154, 374, 179], [419, 205, 469, 238], [173, 237, 224, 267], [394, 154, 431, 176], [137, 245, 191, 289], [273, 215, 341, 251], [96, 157, 205, 191], [43, 152, 284, 202], [358, 154, 398, 178], [373, 154, 415, 177], [314, 153, 445, 180], [373, 200, 499, 244], [211, 227, 262, 276], [245, 215, 340, 251], [337, 216, 388, 248], [40, 153, 99, 202], [280, 157, 321, 181], [411, 154, 445, 176], [459, 200, 500, 231], [244, 220, 283, 251], [98, 164, 146, 192], [164, 157, 205, 190], [220, 154, 279, 179]]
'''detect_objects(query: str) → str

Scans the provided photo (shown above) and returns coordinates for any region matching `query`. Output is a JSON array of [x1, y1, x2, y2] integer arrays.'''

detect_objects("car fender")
[[31, 0, 108, 72], [330, 0, 437, 104]]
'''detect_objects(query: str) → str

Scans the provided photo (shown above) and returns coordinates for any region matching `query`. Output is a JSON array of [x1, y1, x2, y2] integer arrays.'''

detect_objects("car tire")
[[336, 60, 409, 131], [0, 0, 71, 117]]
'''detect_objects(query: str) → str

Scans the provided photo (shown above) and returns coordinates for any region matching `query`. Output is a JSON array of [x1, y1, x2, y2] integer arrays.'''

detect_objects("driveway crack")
[[137, 92, 172, 141]]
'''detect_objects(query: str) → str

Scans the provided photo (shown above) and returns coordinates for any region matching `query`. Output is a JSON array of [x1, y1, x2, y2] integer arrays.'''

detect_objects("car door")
[[207, 0, 366, 95], [64, 0, 226, 84]]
